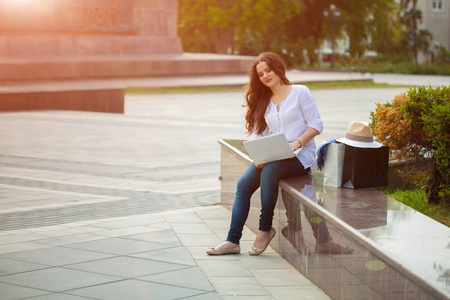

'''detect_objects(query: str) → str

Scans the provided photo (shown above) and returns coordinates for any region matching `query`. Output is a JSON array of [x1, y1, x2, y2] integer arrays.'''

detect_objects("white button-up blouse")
[[251, 85, 323, 169]]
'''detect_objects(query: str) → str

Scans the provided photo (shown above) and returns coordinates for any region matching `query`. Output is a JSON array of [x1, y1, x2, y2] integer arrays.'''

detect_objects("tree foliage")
[[367, 1, 406, 56], [178, 0, 241, 53], [178, 0, 301, 54], [371, 86, 450, 204], [178, 0, 402, 66], [400, 0, 434, 64]]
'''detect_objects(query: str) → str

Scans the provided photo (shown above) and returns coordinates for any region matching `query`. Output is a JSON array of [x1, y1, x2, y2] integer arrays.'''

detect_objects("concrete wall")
[[0, 0, 182, 56]]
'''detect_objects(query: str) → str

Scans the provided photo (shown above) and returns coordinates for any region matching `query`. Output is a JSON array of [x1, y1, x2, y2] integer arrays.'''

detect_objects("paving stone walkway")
[[1, 204, 331, 300]]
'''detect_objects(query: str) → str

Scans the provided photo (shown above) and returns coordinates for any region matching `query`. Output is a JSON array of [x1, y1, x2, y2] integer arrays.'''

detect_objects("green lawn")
[[380, 188, 450, 227], [125, 80, 401, 94]]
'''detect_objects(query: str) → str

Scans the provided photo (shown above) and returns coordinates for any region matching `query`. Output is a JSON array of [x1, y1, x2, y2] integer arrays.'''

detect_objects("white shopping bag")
[[323, 143, 345, 187]]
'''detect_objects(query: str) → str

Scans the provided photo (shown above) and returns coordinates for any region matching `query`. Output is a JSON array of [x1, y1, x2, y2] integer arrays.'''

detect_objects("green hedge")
[[371, 86, 450, 204], [336, 54, 450, 75]]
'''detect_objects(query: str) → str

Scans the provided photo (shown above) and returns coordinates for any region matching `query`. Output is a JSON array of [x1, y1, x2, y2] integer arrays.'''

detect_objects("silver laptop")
[[243, 133, 302, 165]]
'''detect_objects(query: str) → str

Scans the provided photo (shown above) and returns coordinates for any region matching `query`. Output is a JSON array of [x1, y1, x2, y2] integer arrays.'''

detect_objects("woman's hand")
[[290, 142, 300, 151], [255, 163, 267, 169]]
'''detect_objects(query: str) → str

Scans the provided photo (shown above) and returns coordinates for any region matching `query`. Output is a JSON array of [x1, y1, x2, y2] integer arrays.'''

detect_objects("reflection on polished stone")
[[219, 139, 450, 300], [366, 260, 387, 272], [279, 174, 450, 300], [280, 175, 354, 255], [322, 184, 449, 298], [322, 186, 388, 230]]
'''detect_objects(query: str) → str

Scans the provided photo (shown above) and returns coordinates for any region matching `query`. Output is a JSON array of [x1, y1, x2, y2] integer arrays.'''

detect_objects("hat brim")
[[337, 138, 382, 148]]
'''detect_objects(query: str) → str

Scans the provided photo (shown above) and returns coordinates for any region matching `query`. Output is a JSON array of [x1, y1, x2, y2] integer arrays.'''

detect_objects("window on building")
[[432, 0, 443, 11]]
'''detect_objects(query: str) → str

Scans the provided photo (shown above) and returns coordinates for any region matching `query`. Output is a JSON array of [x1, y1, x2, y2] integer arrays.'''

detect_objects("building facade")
[[417, 0, 450, 50], [415, 0, 450, 62]]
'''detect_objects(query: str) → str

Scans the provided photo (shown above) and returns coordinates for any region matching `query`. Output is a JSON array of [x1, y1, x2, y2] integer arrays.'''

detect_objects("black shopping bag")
[[341, 145, 389, 189]]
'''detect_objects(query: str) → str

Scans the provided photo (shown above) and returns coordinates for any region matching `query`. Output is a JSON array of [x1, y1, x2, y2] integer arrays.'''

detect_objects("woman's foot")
[[316, 240, 354, 254], [206, 241, 240, 255], [249, 227, 276, 255]]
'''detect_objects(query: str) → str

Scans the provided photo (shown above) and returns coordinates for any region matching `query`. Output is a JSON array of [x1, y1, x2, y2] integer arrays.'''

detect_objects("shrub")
[[435, 44, 450, 64], [344, 54, 450, 75], [371, 86, 450, 204]]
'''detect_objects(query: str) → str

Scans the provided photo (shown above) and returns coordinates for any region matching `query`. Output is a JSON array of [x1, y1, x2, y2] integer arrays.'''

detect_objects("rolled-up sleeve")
[[300, 87, 323, 134]]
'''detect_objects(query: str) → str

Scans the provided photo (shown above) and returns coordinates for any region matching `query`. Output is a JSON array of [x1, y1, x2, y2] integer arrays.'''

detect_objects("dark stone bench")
[[0, 83, 124, 113], [219, 139, 450, 300]]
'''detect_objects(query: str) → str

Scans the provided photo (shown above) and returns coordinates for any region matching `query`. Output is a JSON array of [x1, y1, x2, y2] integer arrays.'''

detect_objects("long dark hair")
[[243, 52, 292, 135]]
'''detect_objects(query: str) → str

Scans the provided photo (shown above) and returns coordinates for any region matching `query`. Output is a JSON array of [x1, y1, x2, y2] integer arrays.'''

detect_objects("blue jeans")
[[226, 157, 310, 245]]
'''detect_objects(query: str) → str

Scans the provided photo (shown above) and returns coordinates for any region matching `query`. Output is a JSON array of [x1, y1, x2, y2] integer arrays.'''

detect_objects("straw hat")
[[337, 121, 382, 148]]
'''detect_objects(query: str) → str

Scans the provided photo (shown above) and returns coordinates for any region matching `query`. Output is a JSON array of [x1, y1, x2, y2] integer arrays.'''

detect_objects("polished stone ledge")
[[219, 139, 450, 300]]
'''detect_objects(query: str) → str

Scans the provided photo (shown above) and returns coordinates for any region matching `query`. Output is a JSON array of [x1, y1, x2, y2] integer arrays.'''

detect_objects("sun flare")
[[7, 0, 35, 3]]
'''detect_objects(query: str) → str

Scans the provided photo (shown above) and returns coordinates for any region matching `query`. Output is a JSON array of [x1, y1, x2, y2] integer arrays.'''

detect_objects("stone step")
[[0, 53, 254, 81]]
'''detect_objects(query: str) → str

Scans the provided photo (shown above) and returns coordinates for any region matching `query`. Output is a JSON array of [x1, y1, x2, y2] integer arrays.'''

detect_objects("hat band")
[[345, 132, 373, 143]]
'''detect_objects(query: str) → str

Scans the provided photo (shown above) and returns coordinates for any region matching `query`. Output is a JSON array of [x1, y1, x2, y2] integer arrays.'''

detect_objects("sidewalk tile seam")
[[58, 278, 130, 294], [134, 277, 214, 293], [61, 263, 194, 280], [122, 258, 196, 270], [0, 281, 55, 294]]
